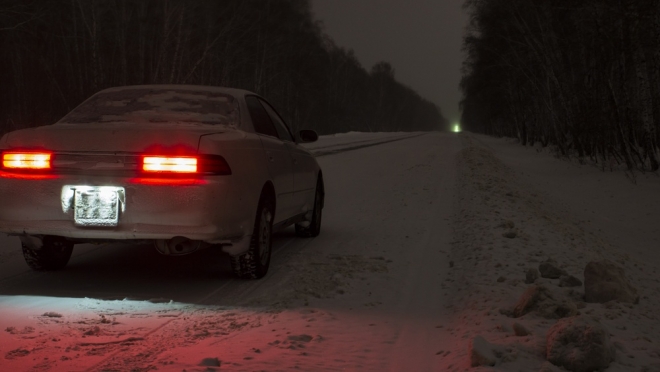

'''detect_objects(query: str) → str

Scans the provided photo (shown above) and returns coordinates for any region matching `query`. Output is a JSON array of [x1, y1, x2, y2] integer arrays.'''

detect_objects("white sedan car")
[[0, 85, 324, 279]]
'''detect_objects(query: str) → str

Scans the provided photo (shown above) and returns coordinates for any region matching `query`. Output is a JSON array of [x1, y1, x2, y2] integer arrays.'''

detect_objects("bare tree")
[[0, 0, 446, 135], [461, 0, 660, 171]]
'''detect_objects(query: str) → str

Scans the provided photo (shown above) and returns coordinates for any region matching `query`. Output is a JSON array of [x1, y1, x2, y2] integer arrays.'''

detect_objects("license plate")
[[73, 187, 122, 227]]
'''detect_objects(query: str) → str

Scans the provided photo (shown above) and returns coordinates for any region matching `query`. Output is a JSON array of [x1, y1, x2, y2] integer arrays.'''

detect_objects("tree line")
[[460, 0, 660, 171], [0, 0, 445, 136]]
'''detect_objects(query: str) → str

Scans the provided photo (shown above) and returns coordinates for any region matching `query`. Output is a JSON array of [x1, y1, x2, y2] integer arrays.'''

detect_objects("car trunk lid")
[[2, 123, 227, 153]]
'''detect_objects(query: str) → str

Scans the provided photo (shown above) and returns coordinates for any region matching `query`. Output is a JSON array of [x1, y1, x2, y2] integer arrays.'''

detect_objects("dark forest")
[[461, 0, 660, 172], [0, 0, 446, 135]]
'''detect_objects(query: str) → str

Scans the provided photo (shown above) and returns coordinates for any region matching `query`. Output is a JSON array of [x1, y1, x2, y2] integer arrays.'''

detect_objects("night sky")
[[311, 0, 468, 124]]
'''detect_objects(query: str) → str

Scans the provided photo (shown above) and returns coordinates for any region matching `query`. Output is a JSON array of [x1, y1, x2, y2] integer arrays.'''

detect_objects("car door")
[[259, 99, 317, 216], [245, 96, 294, 223]]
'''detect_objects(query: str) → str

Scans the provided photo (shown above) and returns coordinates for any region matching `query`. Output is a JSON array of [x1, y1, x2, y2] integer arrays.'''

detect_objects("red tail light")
[[141, 155, 231, 175], [2, 152, 52, 170], [143, 156, 197, 173]]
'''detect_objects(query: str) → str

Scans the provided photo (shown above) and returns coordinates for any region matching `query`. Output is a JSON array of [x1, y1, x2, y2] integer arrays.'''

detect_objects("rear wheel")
[[296, 178, 323, 237], [22, 236, 74, 271], [230, 197, 274, 279]]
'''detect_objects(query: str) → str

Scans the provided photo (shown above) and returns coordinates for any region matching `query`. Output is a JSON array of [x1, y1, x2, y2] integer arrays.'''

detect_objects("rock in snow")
[[199, 357, 221, 367], [584, 259, 639, 304], [41, 312, 63, 318], [469, 335, 498, 367], [499, 220, 515, 229], [525, 268, 540, 284], [513, 285, 577, 319], [559, 275, 582, 287], [539, 260, 567, 279], [502, 230, 517, 239], [546, 316, 615, 372], [512, 322, 530, 336]]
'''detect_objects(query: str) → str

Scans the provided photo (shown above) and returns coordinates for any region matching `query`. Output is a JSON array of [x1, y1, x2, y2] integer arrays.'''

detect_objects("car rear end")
[[0, 150, 236, 242], [0, 86, 254, 245]]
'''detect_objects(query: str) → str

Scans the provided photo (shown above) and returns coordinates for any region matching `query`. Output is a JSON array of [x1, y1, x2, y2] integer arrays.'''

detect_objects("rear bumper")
[[0, 171, 253, 243], [0, 220, 218, 241]]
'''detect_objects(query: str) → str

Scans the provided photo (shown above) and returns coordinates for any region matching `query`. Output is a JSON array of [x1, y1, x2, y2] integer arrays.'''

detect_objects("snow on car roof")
[[98, 84, 255, 96], [59, 85, 245, 127]]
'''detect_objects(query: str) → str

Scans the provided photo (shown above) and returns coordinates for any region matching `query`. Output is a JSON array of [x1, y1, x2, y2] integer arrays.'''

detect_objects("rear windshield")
[[59, 88, 240, 127]]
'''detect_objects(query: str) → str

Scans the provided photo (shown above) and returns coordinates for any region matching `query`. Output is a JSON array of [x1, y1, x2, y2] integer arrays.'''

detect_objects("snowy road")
[[1, 132, 659, 371]]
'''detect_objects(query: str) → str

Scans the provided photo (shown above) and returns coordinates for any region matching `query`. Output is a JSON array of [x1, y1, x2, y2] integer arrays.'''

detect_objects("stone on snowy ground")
[[469, 335, 498, 367], [199, 357, 221, 367], [513, 285, 577, 319], [512, 322, 529, 336], [584, 260, 639, 304], [559, 275, 582, 287], [525, 268, 540, 284], [539, 260, 567, 279], [499, 220, 515, 229], [497, 276, 506, 283], [546, 316, 615, 372], [288, 334, 313, 342], [42, 312, 63, 318], [503, 230, 517, 239]]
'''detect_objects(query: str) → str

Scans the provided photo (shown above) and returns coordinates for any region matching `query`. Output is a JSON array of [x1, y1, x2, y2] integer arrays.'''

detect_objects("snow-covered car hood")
[[1, 123, 229, 153]]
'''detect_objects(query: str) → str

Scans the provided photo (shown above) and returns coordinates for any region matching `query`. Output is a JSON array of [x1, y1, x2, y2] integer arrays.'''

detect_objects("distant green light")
[[453, 124, 461, 133]]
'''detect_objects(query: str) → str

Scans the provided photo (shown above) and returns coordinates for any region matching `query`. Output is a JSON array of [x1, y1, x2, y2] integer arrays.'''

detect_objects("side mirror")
[[297, 129, 318, 143]]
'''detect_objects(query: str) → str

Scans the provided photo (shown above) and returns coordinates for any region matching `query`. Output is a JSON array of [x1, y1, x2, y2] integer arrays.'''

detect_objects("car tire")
[[230, 197, 274, 279], [295, 177, 323, 238], [22, 236, 74, 271]]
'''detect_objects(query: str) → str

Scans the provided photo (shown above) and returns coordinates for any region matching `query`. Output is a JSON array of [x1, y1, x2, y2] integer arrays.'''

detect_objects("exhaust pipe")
[[154, 236, 204, 256]]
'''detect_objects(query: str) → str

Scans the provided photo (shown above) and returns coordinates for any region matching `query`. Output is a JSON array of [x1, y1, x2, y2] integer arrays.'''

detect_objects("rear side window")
[[260, 99, 294, 142], [246, 96, 278, 138]]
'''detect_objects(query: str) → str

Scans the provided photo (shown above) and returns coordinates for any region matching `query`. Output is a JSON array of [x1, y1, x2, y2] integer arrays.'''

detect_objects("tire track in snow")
[[311, 133, 427, 157]]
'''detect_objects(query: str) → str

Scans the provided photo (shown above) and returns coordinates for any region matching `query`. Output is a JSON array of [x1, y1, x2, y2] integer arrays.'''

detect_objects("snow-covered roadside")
[[442, 133, 660, 370], [473, 133, 660, 266]]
